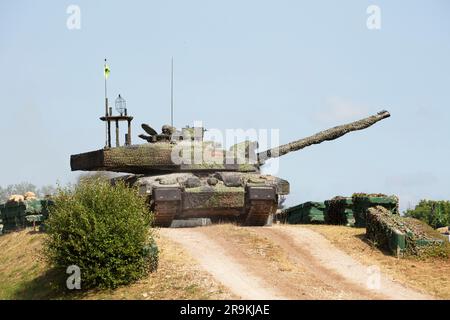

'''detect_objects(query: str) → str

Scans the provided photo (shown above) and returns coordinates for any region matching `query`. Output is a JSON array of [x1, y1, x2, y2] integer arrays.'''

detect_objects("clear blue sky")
[[1, 0, 449, 211]]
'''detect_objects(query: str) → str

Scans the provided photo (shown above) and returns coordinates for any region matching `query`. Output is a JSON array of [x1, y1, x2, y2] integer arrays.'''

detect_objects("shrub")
[[43, 179, 158, 289]]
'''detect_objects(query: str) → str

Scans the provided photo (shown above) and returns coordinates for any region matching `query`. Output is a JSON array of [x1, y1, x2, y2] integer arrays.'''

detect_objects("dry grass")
[[0, 230, 49, 299], [302, 224, 450, 299], [0, 228, 233, 300]]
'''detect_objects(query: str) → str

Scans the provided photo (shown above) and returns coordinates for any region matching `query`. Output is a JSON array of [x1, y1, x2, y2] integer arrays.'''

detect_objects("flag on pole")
[[104, 63, 110, 79]]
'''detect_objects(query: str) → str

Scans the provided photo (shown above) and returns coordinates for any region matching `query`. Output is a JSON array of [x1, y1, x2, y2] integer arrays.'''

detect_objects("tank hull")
[[116, 172, 288, 227]]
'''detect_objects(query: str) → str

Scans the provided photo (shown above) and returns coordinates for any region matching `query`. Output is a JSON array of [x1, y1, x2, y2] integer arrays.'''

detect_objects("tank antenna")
[[170, 57, 174, 127], [104, 58, 109, 147]]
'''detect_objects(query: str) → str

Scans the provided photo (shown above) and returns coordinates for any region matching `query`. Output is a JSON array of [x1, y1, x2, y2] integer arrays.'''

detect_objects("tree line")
[[404, 200, 450, 229]]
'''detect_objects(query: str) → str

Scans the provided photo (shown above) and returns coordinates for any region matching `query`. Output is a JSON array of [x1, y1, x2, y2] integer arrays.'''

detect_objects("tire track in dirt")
[[161, 228, 289, 300], [256, 225, 432, 300], [162, 225, 433, 300]]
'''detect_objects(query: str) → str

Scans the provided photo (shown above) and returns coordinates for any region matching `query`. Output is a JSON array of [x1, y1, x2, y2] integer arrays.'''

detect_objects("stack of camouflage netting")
[[0, 198, 53, 234], [366, 206, 447, 257], [284, 202, 325, 224], [324, 197, 355, 226], [352, 193, 399, 227]]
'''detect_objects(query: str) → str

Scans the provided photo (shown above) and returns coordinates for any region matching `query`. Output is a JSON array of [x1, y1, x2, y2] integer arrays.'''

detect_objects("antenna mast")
[[104, 58, 109, 147], [171, 57, 174, 127]]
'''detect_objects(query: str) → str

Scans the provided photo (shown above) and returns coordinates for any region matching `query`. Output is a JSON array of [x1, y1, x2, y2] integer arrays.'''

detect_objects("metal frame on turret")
[[100, 114, 133, 148]]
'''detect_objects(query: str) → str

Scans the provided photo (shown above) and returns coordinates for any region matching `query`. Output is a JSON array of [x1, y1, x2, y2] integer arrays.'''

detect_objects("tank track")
[[243, 199, 277, 226], [152, 196, 277, 227], [153, 201, 178, 227]]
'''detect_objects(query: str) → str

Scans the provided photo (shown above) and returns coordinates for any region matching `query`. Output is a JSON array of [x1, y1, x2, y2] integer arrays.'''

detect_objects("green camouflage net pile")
[[324, 197, 355, 226], [0, 199, 53, 234], [352, 193, 399, 227], [284, 201, 325, 224], [366, 206, 448, 258]]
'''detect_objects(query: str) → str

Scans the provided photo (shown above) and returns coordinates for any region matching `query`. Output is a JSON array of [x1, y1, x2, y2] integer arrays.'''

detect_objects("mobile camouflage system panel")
[[285, 202, 326, 224], [352, 194, 399, 227], [366, 206, 446, 257], [0, 199, 53, 233], [324, 197, 355, 226]]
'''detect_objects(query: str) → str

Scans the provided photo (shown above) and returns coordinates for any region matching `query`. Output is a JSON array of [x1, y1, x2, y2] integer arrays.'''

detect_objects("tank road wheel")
[[152, 188, 181, 228], [243, 186, 278, 226]]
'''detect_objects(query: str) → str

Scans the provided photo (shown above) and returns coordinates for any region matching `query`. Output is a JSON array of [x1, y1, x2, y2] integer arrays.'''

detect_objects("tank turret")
[[71, 111, 390, 174]]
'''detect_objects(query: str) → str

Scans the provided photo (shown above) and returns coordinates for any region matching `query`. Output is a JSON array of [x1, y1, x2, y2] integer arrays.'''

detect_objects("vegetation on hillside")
[[404, 200, 450, 229], [0, 229, 231, 300], [43, 179, 158, 289]]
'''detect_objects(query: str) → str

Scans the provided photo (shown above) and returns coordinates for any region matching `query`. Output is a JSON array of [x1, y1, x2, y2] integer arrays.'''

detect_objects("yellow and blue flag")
[[104, 63, 110, 79]]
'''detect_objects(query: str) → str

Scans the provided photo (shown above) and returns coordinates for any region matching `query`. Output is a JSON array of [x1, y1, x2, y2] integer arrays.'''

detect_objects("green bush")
[[43, 179, 158, 289], [405, 200, 450, 229]]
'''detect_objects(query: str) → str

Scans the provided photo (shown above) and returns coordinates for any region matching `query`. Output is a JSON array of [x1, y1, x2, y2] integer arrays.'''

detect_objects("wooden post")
[[115, 120, 120, 147], [100, 115, 133, 148], [105, 97, 108, 148], [107, 120, 111, 148], [127, 119, 131, 145]]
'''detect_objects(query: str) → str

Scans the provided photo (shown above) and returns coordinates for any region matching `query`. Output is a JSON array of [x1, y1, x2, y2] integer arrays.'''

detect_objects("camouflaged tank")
[[70, 110, 390, 227]]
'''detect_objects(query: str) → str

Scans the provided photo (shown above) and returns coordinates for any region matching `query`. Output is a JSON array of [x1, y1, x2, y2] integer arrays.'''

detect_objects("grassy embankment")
[[0, 228, 233, 300]]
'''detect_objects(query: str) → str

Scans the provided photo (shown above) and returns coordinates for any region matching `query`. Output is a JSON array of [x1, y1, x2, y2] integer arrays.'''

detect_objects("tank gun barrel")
[[257, 110, 390, 164]]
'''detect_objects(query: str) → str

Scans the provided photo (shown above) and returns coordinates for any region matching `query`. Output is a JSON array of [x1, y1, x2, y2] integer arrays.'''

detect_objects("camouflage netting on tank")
[[366, 206, 448, 258], [71, 142, 261, 174], [285, 202, 325, 224], [183, 186, 245, 209], [105, 144, 174, 167], [70, 144, 175, 173], [324, 197, 355, 226], [352, 193, 399, 227], [258, 110, 390, 163], [240, 173, 290, 195]]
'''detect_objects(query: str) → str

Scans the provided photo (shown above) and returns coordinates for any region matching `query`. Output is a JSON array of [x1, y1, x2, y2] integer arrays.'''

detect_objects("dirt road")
[[161, 224, 432, 300]]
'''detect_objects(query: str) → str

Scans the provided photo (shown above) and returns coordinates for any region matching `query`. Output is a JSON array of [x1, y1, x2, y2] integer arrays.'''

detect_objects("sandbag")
[[24, 191, 37, 200]]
